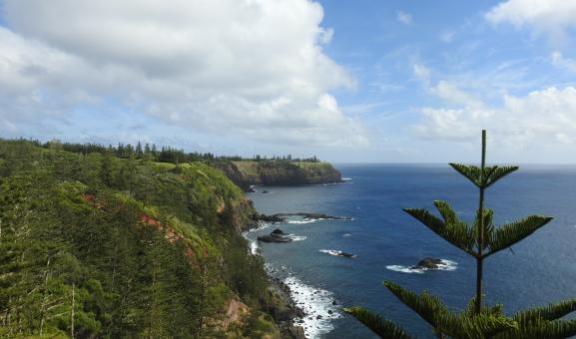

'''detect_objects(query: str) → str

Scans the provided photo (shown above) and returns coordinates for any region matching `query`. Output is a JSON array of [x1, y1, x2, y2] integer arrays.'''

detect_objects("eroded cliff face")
[[216, 160, 342, 191]]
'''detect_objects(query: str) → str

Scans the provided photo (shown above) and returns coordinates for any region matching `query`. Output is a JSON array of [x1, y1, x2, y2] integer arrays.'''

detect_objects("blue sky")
[[1, 0, 576, 163]]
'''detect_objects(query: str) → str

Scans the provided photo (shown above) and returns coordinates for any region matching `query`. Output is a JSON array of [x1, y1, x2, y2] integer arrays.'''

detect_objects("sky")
[[1, 0, 576, 163]]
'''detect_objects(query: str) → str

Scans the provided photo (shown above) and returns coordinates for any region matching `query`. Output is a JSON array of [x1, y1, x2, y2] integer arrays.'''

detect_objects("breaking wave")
[[386, 259, 458, 274]]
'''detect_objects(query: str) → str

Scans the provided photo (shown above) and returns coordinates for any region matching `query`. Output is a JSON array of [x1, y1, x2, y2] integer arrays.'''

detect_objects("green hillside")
[[0, 139, 287, 338]]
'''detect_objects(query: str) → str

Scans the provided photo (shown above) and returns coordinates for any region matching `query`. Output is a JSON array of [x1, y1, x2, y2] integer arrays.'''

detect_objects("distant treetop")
[[10, 138, 321, 164]]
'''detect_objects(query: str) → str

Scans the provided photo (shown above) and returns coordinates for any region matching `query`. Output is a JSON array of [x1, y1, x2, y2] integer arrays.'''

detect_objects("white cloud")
[[412, 62, 576, 148], [397, 11, 413, 25], [486, 0, 576, 44], [413, 63, 484, 109], [551, 51, 576, 73], [0, 0, 367, 147], [416, 85, 576, 147]]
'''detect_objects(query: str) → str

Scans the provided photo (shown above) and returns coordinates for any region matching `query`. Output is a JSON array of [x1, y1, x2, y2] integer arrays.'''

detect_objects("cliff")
[[0, 140, 302, 338], [216, 160, 342, 191]]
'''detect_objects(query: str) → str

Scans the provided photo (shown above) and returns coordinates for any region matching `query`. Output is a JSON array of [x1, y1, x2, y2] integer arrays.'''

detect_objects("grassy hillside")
[[216, 160, 342, 191], [0, 140, 285, 338]]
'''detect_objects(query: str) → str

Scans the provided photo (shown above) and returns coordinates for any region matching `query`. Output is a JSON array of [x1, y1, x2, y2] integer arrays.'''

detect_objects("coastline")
[[267, 276, 307, 338], [243, 220, 343, 339], [243, 222, 307, 338]]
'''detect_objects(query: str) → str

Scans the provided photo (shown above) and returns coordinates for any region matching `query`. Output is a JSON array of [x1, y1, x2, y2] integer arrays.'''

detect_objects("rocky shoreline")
[[257, 212, 352, 223], [245, 215, 347, 338], [242, 221, 307, 338], [266, 276, 307, 338]]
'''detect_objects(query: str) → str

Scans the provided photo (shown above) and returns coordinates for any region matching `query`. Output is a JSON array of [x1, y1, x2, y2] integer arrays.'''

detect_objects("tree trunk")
[[475, 130, 486, 314], [39, 257, 51, 336], [71, 283, 75, 339]]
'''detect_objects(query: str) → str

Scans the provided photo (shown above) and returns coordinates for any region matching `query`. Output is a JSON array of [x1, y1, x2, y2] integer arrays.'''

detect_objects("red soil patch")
[[81, 194, 95, 203], [140, 214, 163, 231], [81, 193, 203, 270], [81, 194, 104, 208]]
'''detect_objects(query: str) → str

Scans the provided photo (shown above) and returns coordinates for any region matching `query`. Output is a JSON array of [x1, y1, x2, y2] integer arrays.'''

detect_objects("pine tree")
[[345, 130, 576, 338]]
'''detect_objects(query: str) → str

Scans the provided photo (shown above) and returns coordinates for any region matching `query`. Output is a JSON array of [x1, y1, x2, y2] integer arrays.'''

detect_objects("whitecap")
[[342, 177, 352, 181], [287, 218, 319, 225], [287, 234, 307, 241], [386, 265, 426, 274], [284, 276, 341, 338], [250, 222, 272, 232], [435, 259, 458, 271], [386, 259, 458, 274], [319, 249, 357, 259], [248, 240, 260, 255], [319, 249, 341, 256], [242, 223, 271, 255], [342, 233, 352, 238]]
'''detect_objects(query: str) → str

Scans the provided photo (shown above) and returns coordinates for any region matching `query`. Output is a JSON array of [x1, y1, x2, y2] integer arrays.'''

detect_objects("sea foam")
[[319, 249, 357, 258], [287, 219, 320, 225], [287, 234, 307, 241], [386, 259, 458, 274], [284, 275, 341, 339], [242, 222, 272, 255]]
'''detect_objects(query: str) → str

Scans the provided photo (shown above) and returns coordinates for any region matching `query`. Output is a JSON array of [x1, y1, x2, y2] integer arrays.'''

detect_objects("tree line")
[[10, 138, 321, 164]]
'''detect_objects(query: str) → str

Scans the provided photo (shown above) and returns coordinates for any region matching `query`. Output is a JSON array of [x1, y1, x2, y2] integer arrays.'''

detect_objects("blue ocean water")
[[246, 164, 576, 338]]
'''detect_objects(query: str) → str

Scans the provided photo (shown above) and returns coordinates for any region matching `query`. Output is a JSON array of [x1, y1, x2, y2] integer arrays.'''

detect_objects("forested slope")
[[0, 140, 284, 338]]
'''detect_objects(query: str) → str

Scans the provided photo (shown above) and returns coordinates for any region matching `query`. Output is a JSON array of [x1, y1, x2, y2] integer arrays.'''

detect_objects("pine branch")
[[404, 206, 475, 256], [449, 164, 518, 189], [484, 166, 519, 188], [485, 216, 553, 257], [343, 307, 412, 339], [449, 163, 483, 187], [464, 297, 504, 318], [496, 318, 576, 339], [384, 281, 450, 329], [434, 200, 458, 224], [384, 281, 516, 338], [452, 313, 517, 339], [513, 299, 576, 324]]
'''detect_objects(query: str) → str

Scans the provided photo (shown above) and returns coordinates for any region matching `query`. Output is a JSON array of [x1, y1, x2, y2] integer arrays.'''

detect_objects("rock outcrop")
[[215, 160, 343, 191], [257, 229, 293, 243], [412, 258, 444, 270], [256, 212, 352, 223]]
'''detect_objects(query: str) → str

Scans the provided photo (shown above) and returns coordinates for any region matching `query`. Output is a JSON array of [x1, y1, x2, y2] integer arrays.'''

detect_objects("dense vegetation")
[[21, 138, 320, 165], [345, 130, 576, 338], [15, 138, 338, 192], [0, 139, 282, 338]]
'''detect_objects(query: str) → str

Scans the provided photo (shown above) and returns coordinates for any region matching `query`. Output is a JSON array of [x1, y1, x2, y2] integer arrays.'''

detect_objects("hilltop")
[[22, 139, 343, 191]]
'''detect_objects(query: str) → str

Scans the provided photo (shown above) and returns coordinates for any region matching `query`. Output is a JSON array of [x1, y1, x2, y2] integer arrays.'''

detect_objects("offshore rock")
[[413, 257, 444, 270]]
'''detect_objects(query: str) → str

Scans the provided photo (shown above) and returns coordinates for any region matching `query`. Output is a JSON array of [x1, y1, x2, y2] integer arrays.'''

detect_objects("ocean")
[[243, 164, 576, 338]]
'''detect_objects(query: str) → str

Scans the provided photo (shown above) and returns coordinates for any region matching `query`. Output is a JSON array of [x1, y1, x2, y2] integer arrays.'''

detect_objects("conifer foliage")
[[0, 139, 274, 337], [345, 130, 576, 338]]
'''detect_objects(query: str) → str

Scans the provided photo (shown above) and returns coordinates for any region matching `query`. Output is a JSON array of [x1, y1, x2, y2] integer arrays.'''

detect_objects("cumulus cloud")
[[397, 11, 413, 25], [486, 0, 576, 44], [0, 0, 367, 147], [411, 62, 576, 147], [416, 78, 576, 147]]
